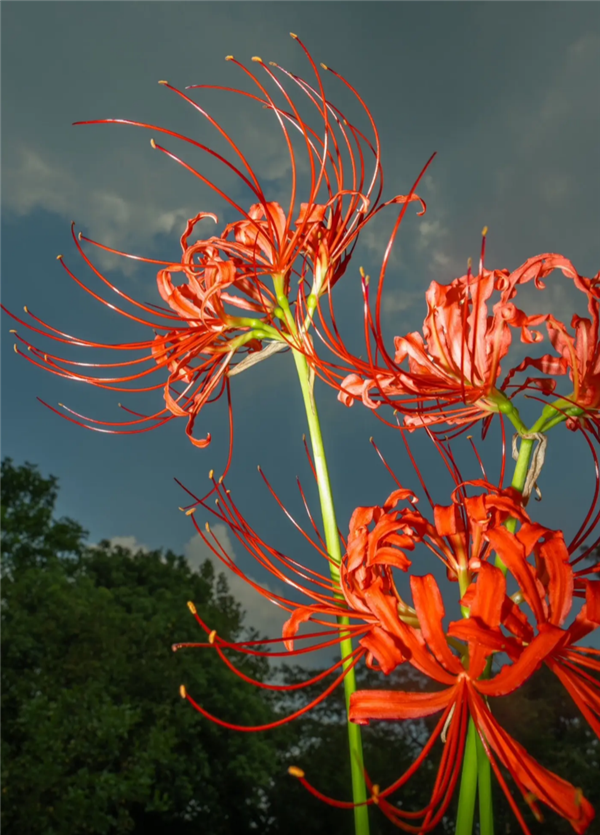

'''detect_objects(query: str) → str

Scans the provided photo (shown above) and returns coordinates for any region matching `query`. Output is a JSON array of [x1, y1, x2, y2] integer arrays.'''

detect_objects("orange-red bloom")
[[172, 457, 599, 833], [333, 249, 596, 434], [5, 35, 425, 453], [501, 260, 600, 431], [346, 516, 600, 834]]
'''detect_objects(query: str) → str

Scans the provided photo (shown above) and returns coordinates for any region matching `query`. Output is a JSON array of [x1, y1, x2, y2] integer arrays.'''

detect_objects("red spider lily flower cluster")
[[4, 33, 425, 455], [319, 234, 600, 435], [174, 443, 600, 834]]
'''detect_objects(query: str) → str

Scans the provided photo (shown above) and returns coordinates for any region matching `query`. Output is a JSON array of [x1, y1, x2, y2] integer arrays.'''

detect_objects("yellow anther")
[[179, 684, 187, 699], [23, 306, 29, 313], [9, 329, 16, 334], [208, 630, 217, 644], [359, 266, 365, 278], [289, 32, 298, 39], [218, 475, 224, 484], [185, 507, 196, 516], [205, 522, 211, 532], [158, 80, 168, 85], [371, 785, 380, 805], [187, 600, 197, 615], [226, 489, 231, 495], [58, 403, 64, 408], [467, 257, 472, 269], [13, 344, 18, 353], [288, 766, 304, 778], [251, 56, 263, 63], [208, 469, 214, 479], [56, 254, 63, 260], [78, 231, 83, 240], [320, 63, 329, 71], [225, 55, 234, 61], [269, 61, 277, 67], [150, 138, 156, 149], [467, 435, 473, 440], [117, 402, 123, 408], [482, 226, 488, 237]]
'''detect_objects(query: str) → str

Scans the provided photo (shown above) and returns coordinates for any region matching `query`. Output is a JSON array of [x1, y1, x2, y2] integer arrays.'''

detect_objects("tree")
[[1, 458, 281, 835]]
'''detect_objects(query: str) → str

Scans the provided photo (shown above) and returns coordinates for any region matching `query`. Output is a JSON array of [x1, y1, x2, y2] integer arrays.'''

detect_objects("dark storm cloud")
[[2, 3, 599, 643]]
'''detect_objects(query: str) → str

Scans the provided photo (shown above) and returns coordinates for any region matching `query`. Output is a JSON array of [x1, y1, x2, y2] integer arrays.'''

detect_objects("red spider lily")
[[4, 34, 425, 452], [342, 561, 598, 833], [327, 244, 596, 434], [171, 443, 599, 833], [500, 261, 600, 432]]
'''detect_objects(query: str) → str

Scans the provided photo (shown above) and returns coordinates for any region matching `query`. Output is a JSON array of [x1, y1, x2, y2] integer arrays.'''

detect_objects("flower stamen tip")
[[185, 507, 196, 516], [225, 55, 234, 61], [179, 684, 187, 699], [23, 306, 28, 313], [205, 522, 211, 532], [371, 785, 380, 805], [320, 62, 329, 71], [251, 56, 263, 63], [56, 254, 63, 260], [482, 225, 488, 237], [289, 32, 298, 39], [150, 138, 156, 149], [158, 80, 168, 85], [288, 766, 304, 778], [208, 469, 214, 479], [208, 629, 217, 644], [187, 600, 197, 615]]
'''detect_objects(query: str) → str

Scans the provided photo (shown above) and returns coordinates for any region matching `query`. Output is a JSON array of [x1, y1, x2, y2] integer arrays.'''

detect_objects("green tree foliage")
[[1, 459, 279, 835]]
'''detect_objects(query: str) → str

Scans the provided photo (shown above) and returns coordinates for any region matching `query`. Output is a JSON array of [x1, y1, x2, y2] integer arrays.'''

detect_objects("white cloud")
[[184, 524, 290, 640], [107, 535, 150, 554], [3, 146, 196, 277]]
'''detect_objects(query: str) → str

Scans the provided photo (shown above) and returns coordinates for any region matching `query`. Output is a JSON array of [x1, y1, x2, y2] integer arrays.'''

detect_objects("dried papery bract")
[[4, 34, 423, 455]]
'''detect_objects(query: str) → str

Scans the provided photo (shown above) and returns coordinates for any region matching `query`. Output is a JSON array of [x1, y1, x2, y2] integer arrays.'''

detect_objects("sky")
[[2, 2, 600, 662]]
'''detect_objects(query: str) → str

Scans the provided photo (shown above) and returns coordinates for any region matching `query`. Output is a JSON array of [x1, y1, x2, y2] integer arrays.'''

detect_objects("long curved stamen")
[[180, 647, 364, 732]]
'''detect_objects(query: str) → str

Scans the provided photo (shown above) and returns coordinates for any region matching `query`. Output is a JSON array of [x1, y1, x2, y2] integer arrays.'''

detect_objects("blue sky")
[[2, 2, 600, 652]]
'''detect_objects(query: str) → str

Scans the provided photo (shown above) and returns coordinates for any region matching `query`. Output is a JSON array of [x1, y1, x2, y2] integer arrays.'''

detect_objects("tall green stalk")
[[292, 348, 370, 835], [273, 276, 369, 835], [455, 400, 568, 834]]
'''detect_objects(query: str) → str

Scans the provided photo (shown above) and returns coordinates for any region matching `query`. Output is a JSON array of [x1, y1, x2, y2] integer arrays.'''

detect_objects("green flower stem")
[[291, 346, 370, 835], [455, 396, 577, 835], [272, 276, 369, 835], [455, 567, 494, 835], [476, 731, 494, 835], [456, 720, 479, 835]]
